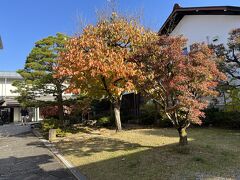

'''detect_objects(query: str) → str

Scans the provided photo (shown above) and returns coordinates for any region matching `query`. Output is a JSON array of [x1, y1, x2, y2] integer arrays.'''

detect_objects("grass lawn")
[[55, 126, 240, 180]]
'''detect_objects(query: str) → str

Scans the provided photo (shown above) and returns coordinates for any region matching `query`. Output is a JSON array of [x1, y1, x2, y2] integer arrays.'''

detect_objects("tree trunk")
[[57, 93, 64, 123], [178, 127, 188, 146], [57, 100, 64, 122], [113, 103, 122, 131]]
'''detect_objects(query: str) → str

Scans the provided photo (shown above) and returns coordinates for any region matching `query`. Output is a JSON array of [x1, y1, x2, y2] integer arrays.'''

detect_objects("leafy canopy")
[[57, 14, 153, 103], [132, 36, 226, 125], [14, 33, 69, 107]]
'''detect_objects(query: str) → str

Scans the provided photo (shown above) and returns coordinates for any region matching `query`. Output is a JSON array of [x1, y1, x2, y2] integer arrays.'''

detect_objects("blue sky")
[[1, 0, 240, 71]]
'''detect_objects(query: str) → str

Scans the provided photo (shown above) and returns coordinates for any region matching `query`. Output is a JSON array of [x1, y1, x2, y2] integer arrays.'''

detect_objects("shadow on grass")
[[72, 142, 240, 180], [55, 128, 240, 180], [3, 124, 239, 179], [57, 136, 152, 157]]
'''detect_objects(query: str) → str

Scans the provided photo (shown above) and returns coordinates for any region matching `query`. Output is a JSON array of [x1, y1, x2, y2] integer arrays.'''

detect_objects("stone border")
[[32, 129, 86, 180]]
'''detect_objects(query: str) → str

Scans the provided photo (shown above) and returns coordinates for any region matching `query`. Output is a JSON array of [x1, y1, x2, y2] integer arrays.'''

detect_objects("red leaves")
[[40, 106, 59, 118], [133, 36, 226, 125], [56, 15, 226, 126]]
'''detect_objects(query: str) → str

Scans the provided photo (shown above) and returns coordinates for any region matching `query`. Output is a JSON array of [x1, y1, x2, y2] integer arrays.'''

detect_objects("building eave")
[[159, 4, 240, 35], [0, 71, 23, 79]]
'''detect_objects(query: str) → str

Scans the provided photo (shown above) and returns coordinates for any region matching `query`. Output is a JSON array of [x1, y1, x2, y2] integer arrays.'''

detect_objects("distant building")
[[0, 71, 75, 123], [159, 4, 240, 48], [0, 71, 40, 123], [159, 4, 240, 108]]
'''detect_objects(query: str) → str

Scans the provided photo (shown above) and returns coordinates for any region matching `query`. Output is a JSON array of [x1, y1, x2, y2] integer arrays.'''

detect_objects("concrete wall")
[[13, 107, 21, 122], [0, 78, 19, 97], [171, 15, 240, 48]]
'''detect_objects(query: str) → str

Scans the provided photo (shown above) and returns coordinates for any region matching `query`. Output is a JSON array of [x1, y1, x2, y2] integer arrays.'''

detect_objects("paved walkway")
[[0, 124, 76, 180]]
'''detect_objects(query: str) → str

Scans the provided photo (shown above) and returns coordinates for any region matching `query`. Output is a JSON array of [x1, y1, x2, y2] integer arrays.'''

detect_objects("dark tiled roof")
[[159, 4, 240, 35]]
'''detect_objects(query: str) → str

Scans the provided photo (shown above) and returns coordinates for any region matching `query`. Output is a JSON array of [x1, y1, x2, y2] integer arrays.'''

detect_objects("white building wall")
[[171, 15, 240, 47], [170, 15, 240, 107], [13, 107, 21, 122], [0, 72, 72, 122], [0, 78, 19, 97]]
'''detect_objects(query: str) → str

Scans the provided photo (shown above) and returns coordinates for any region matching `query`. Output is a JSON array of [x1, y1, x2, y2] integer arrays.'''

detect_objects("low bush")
[[139, 110, 155, 125], [203, 108, 240, 129], [97, 116, 113, 126], [138, 102, 158, 125], [138, 102, 172, 127], [41, 118, 66, 137], [56, 128, 66, 137]]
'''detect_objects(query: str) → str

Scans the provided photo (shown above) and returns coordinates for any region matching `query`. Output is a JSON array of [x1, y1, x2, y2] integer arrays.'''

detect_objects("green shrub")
[[41, 118, 66, 137], [203, 108, 240, 129], [97, 116, 113, 126], [202, 108, 219, 126], [139, 102, 172, 127], [139, 110, 155, 125], [139, 102, 157, 125], [41, 118, 60, 131], [56, 128, 66, 137]]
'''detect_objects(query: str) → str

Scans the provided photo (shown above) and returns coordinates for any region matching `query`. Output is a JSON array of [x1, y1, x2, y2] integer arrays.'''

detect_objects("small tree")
[[14, 33, 69, 122], [213, 28, 240, 110], [214, 29, 240, 83], [132, 36, 226, 145], [57, 14, 152, 131]]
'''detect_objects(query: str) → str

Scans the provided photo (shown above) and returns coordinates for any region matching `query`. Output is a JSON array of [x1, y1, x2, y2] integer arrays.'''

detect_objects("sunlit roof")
[[0, 71, 23, 79]]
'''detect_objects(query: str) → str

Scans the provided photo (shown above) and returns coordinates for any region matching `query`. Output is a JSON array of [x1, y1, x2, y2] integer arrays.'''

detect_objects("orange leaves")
[[57, 14, 152, 101], [56, 13, 226, 126]]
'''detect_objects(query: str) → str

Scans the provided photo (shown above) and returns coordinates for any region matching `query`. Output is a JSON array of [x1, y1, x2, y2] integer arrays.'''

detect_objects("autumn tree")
[[14, 33, 69, 122], [57, 14, 152, 131], [132, 36, 226, 145]]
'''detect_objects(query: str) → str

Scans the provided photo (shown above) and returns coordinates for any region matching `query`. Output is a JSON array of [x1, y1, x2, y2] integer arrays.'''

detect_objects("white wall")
[[171, 15, 240, 48], [171, 15, 240, 106], [0, 78, 19, 97], [13, 107, 21, 122]]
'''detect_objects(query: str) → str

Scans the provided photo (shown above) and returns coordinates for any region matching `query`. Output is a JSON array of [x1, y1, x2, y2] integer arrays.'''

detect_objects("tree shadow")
[[0, 124, 78, 179], [55, 128, 240, 180], [0, 124, 31, 138], [56, 136, 152, 157], [72, 141, 240, 180], [0, 155, 76, 180], [74, 144, 185, 180], [2, 124, 240, 179]]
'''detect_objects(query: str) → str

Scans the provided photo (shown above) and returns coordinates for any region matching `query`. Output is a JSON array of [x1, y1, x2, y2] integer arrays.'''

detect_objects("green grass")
[[55, 127, 240, 180]]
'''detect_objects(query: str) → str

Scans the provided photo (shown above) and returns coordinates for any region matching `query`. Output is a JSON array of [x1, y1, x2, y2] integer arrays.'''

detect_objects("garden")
[[13, 6, 240, 180], [54, 126, 240, 179]]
